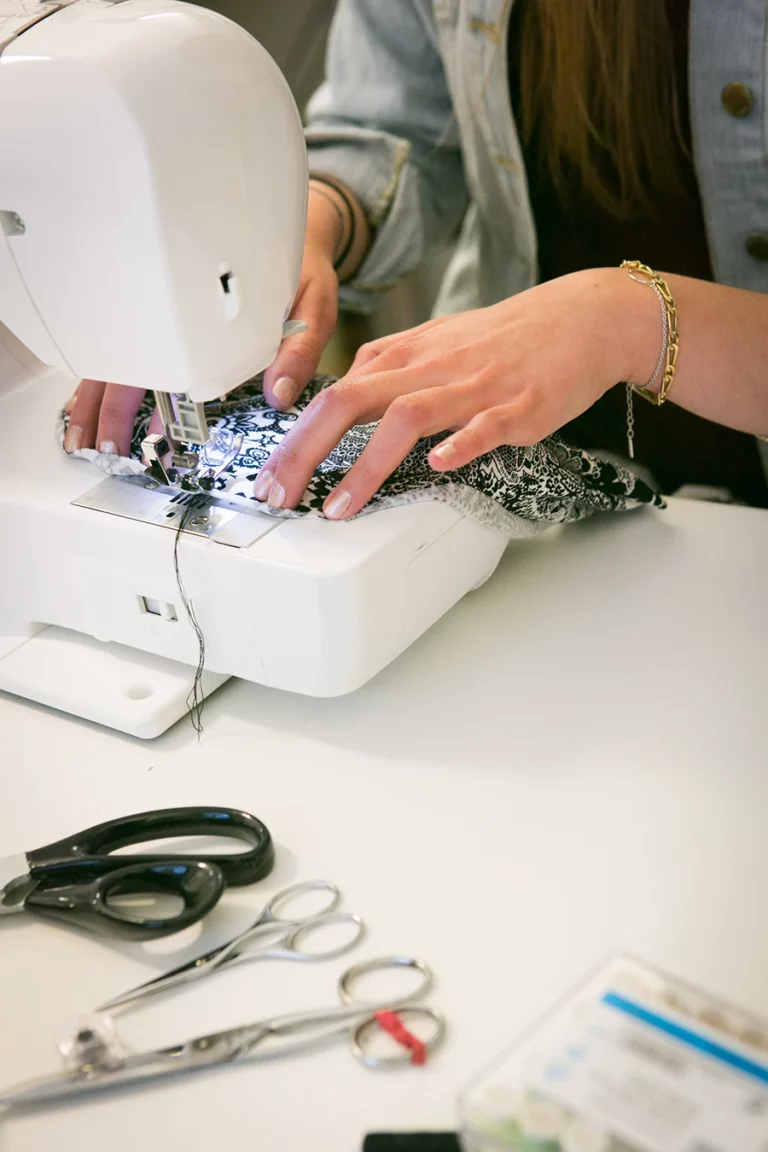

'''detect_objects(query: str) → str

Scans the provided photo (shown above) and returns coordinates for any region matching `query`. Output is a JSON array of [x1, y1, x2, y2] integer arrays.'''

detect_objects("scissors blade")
[[98, 920, 300, 1012], [0, 1023, 272, 1112], [0, 854, 35, 916], [97, 940, 228, 1012]]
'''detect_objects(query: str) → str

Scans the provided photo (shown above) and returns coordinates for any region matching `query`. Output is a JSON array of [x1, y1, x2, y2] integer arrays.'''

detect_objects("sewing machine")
[[0, 0, 508, 738]]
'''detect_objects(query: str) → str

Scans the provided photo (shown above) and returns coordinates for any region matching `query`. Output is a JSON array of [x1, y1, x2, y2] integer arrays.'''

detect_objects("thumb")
[[263, 270, 338, 410]]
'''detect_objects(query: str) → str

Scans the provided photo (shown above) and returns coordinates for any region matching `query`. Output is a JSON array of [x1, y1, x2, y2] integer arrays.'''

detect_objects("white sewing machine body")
[[0, 0, 507, 738], [0, 331, 507, 738]]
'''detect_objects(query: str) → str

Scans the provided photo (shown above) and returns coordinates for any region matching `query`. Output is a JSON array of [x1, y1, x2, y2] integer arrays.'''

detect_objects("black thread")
[[173, 498, 207, 737]]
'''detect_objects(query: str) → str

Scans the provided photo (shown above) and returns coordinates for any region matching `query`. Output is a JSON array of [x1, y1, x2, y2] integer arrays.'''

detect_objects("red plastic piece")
[[374, 1009, 427, 1065]]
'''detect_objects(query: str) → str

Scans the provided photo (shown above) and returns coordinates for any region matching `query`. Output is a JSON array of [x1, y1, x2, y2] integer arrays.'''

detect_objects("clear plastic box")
[[458, 953, 768, 1152]]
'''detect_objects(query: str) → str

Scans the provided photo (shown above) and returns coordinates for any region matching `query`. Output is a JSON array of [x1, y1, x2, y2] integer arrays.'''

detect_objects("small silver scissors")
[[0, 957, 446, 1111], [99, 879, 365, 1013]]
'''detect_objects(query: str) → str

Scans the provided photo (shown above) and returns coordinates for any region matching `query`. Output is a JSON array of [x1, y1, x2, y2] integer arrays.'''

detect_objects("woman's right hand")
[[64, 187, 343, 456]]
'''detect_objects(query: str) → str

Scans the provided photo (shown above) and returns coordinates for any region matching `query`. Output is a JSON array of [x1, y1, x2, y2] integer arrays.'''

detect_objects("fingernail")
[[267, 481, 286, 509], [253, 470, 274, 502], [272, 375, 297, 409], [99, 440, 119, 456], [324, 488, 352, 520], [432, 440, 457, 465], [64, 425, 83, 453]]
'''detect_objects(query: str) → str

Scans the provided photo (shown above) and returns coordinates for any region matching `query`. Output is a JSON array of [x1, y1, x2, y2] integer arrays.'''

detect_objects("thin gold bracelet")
[[621, 260, 680, 406]]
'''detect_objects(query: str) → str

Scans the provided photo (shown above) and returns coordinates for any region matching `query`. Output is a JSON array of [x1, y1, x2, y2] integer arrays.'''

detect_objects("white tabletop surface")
[[1, 496, 767, 1151]]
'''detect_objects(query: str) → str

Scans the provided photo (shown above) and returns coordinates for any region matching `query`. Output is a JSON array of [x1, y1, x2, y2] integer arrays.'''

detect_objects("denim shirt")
[[306, 0, 768, 308], [305, 0, 768, 467]]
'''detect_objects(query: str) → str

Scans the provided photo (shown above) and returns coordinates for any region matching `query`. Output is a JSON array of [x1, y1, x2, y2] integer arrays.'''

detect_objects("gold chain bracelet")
[[621, 261, 680, 405], [620, 260, 680, 460], [620, 264, 768, 448]]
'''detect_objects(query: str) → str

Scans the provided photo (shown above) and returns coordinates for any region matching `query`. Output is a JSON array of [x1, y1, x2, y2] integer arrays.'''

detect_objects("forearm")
[[618, 268, 768, 435], [302, 1, 467, 310]]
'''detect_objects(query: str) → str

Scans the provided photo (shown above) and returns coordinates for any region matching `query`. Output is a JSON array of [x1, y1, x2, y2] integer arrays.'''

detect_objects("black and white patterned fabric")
[[59, 374, 665, 537]]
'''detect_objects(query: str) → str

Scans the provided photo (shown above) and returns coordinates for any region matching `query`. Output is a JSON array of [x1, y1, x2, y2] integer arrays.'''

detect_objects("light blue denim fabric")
[[305, 0, 768, 474], [306, 0, 768, 311]]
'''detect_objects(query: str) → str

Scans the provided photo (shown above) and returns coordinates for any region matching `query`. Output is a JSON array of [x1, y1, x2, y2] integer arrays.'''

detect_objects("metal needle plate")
[[71, 475, 276, 549]]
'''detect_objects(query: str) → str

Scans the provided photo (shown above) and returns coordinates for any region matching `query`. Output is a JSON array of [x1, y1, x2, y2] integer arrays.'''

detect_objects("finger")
[[348, 340, 385, 373], [255, 359, 486, 510], [65, 379, 107, 452], [254, 365, 444, 509], [320, 383, 482, 519], [95, 383, 147, 456], [64, 389, 78, 416], [253, 381, 371, 508], [262, 278, 337, 411], [348, 315, 452, 376], [429, 402, 532, 471]]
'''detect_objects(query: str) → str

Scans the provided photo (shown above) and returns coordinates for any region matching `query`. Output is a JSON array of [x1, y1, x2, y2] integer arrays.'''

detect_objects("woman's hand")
[[64, 188, 342, 455], [253, 267, 658, 518], [64, 380, 150, 457], [261, 228, 339, 412]]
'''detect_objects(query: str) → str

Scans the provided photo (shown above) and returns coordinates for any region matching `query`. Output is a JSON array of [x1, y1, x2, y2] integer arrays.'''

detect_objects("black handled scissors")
[[0, 807, 274, 941]]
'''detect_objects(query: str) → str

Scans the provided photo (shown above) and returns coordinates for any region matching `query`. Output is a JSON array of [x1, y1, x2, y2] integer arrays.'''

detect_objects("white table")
[[1, 497, 767, 1152]]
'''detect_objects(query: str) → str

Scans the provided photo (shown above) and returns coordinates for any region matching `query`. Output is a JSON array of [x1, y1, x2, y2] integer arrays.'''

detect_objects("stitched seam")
[[469, 17, 499, 43], [489, 0, 519, 171], [481, 0, 512, 95], [369, 138, 412, 225], [492, 152, 520, 173]]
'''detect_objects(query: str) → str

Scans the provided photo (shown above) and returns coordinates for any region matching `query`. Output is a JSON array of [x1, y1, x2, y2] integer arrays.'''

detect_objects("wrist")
[[602, 265, 669, 390], [309, 175, 371, 282], [306, 185, 344, 263]]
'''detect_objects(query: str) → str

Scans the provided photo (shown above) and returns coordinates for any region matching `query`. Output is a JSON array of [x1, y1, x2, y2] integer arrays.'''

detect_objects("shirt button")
[[745, 233, 768, 261], [721, 81, 753, 117]]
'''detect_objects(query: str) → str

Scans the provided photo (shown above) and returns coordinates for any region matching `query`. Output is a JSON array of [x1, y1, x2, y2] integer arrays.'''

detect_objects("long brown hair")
[[518, 0, 686, 219]]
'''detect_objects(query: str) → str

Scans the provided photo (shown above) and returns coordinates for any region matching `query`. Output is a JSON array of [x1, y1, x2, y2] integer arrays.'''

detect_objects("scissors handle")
[[26, 807, 274, 888], [24, 860, 224, 940]]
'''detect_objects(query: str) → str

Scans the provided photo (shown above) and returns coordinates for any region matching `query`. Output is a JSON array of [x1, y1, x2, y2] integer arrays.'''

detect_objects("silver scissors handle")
[[257, 879, 342, 924], [248, 956, 446, 1067], [214, 910, 366, 967]]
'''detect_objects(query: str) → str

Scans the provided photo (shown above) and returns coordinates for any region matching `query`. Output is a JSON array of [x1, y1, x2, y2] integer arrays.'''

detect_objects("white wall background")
[[198, 0, 335, 111]]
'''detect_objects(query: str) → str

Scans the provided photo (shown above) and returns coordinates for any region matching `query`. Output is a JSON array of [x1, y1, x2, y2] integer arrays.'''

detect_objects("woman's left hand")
[[253, 267, 657, 519]]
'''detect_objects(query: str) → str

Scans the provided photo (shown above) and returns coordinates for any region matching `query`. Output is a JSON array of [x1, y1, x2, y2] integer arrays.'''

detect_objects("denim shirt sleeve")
[[304, 0, 468, 313]]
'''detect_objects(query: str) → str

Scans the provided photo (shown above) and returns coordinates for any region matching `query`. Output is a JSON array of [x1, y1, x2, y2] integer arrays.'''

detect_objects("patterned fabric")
[[59, 374, 665, 538]]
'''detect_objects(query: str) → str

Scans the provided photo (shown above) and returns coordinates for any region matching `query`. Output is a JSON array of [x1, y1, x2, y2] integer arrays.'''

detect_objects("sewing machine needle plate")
[[72, 476, 276, 549]]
